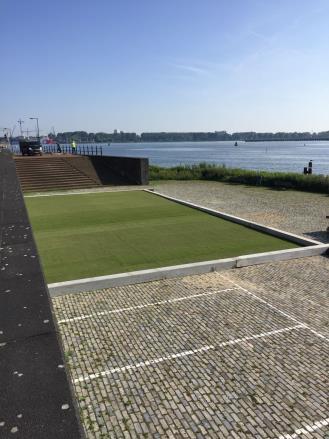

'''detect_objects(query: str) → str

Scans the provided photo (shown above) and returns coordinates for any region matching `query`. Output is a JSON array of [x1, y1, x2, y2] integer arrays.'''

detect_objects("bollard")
[[308, 160, 313, 174]]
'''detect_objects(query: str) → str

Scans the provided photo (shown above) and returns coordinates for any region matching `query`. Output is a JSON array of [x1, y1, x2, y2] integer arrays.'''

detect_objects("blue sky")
[[1, 0, 329, 135]]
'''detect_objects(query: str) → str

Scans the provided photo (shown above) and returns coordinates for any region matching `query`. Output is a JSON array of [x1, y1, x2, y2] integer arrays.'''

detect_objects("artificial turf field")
[[25, 191, 299, 283]]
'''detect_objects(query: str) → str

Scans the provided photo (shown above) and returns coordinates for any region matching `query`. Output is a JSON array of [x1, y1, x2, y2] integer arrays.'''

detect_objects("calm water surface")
[[70, 140, 329, 175]]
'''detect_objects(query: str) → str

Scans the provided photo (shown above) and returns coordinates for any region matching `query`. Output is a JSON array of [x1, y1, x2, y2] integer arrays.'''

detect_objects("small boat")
[[234, 141, 238, 147]]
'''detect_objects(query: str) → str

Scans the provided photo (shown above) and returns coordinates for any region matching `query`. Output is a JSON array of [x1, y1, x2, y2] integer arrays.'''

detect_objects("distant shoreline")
[[245, 138, 329, 142], [61, 138, 329, 144], [76, 138, 329, 144]]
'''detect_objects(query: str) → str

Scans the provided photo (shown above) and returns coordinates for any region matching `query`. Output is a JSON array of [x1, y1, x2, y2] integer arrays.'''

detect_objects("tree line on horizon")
[[49, 130, 329, 143]]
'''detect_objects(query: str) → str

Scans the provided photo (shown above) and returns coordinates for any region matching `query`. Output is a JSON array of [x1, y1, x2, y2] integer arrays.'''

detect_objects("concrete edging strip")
[[49, 258, 237, 297], [236, 244, 329, 267], [48, 244, 329, 297]]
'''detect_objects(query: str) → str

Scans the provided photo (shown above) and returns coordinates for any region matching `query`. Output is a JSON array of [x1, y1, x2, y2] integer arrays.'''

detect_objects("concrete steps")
[[14, 156, 102, 192]]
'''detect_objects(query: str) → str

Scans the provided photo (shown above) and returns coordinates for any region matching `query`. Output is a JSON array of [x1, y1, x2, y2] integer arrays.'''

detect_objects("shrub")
[[149, 164, 329, 194]]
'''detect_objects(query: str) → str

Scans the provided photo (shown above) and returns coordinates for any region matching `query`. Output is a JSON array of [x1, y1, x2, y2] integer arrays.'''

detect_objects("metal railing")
[[42, 144, 103, 156]]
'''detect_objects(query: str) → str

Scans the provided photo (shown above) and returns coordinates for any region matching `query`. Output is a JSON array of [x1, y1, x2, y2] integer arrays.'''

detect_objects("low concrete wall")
[[0, 151, 84, 438], [49, 243, 329, 296], [49, 258, 237, 296], [236, 244, 329, 267], [52, 155, 149, 186]]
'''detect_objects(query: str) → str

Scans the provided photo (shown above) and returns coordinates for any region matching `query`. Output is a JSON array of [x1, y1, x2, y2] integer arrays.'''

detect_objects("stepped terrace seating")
[[14, 155, 102, 192]]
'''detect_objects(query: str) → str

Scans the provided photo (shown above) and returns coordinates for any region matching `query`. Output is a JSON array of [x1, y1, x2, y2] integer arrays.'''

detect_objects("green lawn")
[[25, 191, 299, 283]]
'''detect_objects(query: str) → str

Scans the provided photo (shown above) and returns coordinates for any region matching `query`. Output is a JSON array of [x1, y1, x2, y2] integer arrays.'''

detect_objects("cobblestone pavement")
[[52, 182, 329, 438], [153, 181, 329, 243], [53, 257, 329, 438]]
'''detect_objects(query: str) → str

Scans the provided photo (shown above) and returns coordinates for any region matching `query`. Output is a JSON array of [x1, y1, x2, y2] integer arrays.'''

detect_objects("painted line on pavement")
[[58, 287, 238, 324], [73, 324, 302, 384], [74, 345, 214, 383], [277, 417, 329, 439], [220, 274, 329, 342]]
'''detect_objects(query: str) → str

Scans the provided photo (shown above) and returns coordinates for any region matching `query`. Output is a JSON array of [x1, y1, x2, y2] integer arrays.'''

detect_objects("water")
[[13, 140, 329, 175], [101, 140, 329, 175]]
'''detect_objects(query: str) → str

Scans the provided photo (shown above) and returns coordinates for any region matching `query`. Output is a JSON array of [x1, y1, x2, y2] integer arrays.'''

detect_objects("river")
[[95, 140, 329, 175], [40, 140, 329, 175]]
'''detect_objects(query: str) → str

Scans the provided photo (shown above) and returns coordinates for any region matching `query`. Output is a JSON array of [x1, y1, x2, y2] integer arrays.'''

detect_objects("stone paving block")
[[52, 180, 329, 437], [54, 274, 328, 437]]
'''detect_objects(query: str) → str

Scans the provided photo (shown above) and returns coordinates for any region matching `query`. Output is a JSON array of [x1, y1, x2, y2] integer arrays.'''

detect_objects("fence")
[[8, 143, 103, 156], [42, 144, 103, 156]]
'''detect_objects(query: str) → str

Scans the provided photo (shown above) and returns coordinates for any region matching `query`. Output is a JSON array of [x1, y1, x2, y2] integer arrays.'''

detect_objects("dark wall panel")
[[89, 156, 149, 185]]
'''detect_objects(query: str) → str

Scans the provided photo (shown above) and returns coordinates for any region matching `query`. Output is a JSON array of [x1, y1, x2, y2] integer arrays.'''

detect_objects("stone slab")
[[236, 244, 329, 267], [49, 258, 237, 296], [48, 243, 329, 296]]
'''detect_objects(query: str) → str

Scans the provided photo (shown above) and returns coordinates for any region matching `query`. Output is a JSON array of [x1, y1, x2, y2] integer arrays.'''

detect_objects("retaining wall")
[[88, 155, 149, 185], [62, 155, 149, 186]]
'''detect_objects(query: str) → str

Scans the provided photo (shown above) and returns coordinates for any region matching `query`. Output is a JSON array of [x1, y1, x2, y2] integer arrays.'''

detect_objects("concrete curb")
[[236, 244, 329, 267], [48, 244, 329, 297], [49, 258, 237, 297]]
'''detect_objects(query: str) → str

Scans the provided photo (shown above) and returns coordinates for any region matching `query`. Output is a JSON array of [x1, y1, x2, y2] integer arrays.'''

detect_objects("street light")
[[29, 117, 40, 139], [2, 128, 11, 146], [18, 119, 24, 137]]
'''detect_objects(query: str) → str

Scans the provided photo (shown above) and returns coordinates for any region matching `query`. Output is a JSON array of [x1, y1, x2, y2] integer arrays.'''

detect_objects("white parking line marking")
[[58, 287, 239, 324], [277, 417, 329, 439], [74, 345, 214, 383], [220, 274, 329, 342], [73, 324, 302, 383]]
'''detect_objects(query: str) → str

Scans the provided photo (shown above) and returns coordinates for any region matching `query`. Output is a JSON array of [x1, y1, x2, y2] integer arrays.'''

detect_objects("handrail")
[[8, 143, 103, 156], [41, 144, 103, 156]]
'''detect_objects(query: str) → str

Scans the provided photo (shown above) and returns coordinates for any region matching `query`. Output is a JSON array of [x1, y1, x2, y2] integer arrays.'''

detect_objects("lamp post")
[[18, 119, 24, 137], [2, 128, 11, 146], [29, 117, 40, 140]]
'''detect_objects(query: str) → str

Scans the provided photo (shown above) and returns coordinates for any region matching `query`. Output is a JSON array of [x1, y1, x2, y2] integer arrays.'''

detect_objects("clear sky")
[[1, 0, 329, 135]]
